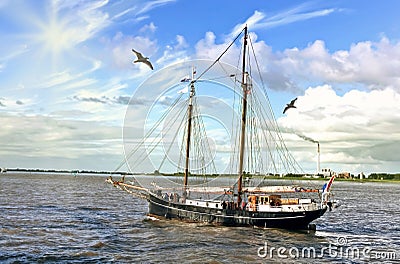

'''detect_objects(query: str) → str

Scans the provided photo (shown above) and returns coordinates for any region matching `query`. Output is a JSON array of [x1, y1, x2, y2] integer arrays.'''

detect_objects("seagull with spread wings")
[[131, 49, 153, 70], [283, 97, 297, 114]]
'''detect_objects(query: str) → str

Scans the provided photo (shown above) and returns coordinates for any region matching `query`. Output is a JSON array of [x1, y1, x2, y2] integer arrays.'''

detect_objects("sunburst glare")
[[28, 2, 84, 68]]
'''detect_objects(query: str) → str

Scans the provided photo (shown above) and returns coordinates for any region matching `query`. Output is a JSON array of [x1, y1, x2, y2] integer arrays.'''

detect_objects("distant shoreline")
[[267, 176, 400, 183], [0, 168, 139, 176], [2, 168, 399, 183]]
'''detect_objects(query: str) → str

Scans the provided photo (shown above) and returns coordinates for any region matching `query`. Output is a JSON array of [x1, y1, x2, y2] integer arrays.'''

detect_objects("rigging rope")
[[248, 35, 305, 174], [194, 28, 245, 83], [133, 97, 188, 169], [158, 102, 189, 172], [112, 26, 318, 193], [113, 93, 184, 173]]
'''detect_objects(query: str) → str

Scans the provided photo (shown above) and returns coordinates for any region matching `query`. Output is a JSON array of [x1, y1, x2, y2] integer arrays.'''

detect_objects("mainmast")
[[237, 26, 248, 205], [183, 68, 196, 193]]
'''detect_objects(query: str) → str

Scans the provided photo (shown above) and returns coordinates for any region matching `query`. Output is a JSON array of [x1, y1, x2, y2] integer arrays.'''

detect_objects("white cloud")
[[279, 85, 400, 173], [195, 31, 241, 64], [0, 44, 29, 61], [192, 32, 400, 92], [39, 70, 76, 89], [175, 35, 188, 50], [0, 112, 123, 170], [31, 71, 99, 100], [0, 44, 29, 73], [156, 35, 190, 66], [63, 78, 99, 91], [137, 0, 176, 16], [230, 4, 337, 37], [140, 22, 157, 33], [230, 10, 265, 37], [0, 96, 35, 111], [274, 38, 400, 90]]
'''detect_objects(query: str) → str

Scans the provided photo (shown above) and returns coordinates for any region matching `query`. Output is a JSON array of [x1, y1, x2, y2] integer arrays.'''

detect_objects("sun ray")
[[30, 2, 74, 67]]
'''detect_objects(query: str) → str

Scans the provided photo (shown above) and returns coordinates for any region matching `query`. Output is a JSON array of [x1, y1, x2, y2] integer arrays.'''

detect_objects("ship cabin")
[[247, 194, 315, 212]]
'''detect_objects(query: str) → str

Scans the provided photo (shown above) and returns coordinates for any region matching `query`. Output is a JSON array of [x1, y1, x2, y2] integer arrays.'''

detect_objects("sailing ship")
[[107, 26, 335, 229]]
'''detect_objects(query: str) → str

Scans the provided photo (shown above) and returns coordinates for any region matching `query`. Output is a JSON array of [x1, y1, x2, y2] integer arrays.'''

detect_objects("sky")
[[1, 0, 400, 174]]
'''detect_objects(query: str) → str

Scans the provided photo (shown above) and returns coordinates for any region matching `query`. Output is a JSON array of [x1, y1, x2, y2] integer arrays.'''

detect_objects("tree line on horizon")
[[2, 168, 399, 180]]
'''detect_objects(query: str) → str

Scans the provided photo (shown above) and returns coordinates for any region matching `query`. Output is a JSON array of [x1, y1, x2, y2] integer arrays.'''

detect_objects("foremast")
[[237, 26, 248, 205], [183, 68, 196, 194]]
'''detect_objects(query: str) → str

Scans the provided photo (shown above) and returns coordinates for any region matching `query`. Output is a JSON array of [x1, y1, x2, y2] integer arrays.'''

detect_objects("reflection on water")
[[0, 173, 399, 263]]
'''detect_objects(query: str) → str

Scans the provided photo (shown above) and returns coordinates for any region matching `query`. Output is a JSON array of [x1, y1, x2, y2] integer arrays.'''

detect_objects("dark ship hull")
[[147, 192, 327, 229]]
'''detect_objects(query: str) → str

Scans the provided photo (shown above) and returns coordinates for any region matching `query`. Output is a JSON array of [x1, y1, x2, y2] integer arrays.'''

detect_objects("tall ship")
[[107, 26, 335, 229]]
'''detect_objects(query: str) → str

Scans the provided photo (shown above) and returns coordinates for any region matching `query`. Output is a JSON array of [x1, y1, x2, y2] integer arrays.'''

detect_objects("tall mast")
[[237, 26, 248, 205], [183, 68, 196, 193]]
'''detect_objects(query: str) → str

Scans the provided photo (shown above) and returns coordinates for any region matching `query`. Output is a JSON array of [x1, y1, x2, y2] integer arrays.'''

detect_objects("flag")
[[322, 175, 335, 193]]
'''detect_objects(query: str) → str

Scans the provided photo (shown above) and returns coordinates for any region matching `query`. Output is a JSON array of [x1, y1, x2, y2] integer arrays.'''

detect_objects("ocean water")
[[1, 173, 399, 263]]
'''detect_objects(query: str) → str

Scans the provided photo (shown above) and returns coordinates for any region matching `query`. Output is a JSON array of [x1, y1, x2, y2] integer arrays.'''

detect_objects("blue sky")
[[1, 0, 400, 174]]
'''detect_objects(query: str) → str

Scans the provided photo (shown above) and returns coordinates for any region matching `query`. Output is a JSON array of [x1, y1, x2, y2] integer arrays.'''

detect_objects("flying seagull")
[[132, 49, 153, 70], [283, 97, 297, 114], [180, 76, 191, 82]]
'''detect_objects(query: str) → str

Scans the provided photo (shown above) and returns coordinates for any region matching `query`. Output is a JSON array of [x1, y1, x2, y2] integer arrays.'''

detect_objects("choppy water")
[[1, 173, 399, 263]]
